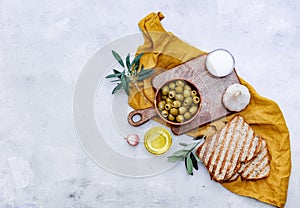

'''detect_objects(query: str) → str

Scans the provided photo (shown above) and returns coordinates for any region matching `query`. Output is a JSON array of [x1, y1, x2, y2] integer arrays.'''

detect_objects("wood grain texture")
[[128, 107, 157, 127], [152, 54, 240, 135]]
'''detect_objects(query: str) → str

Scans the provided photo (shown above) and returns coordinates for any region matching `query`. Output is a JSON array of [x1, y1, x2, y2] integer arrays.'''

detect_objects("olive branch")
[[167, 129, 211, 175], [105, 50, 154, 96]]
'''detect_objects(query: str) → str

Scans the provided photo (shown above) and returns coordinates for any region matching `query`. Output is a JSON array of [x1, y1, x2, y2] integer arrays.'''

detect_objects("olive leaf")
[[170, 149, 189, 157], [137, 68, 154, 77], [126, 53, 131, 70], [112, 50, 124, 67], [133, 59, 140, 72], [110, 79, 121, 83], [167, 156, 183, 162], [124, 76, 130, 96], [112, 83, 122, 94], [130, 53, 144, 68], [179, 142, 188, 146], [105, 69, 122, 80], [137, 70, 155, 81], [183, 142, 199, 151], [113, 69, 121, 74], [105, 73, 120, 78], [120, 72, 130, 96], [186, 156, 193, 175], [190, 152, 198, 170]]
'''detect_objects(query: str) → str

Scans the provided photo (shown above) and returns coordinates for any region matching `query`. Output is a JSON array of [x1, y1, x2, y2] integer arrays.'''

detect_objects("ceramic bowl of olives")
[[154, 79, 201, 125]]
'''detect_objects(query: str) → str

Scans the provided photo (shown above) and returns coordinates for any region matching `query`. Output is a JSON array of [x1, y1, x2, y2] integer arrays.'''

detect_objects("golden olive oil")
[[144, 127, 172, 155]]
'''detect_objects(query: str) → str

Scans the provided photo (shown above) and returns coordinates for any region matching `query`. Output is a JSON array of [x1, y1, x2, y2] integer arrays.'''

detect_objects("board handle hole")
[[132, 114, 142, 123]]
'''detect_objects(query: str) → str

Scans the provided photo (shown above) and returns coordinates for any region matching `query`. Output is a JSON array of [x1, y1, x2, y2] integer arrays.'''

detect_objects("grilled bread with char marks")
[[227, 137, 270, 181], [197, 115, 270, 182], [238, 138, 270, 180]]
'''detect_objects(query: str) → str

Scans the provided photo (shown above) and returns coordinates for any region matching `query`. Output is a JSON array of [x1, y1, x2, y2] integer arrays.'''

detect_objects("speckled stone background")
[[0, 0, 299, 207]]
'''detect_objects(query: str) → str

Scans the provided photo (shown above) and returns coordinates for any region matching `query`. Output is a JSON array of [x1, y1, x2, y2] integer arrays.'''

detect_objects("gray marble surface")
[[0, 0, 299, 207]]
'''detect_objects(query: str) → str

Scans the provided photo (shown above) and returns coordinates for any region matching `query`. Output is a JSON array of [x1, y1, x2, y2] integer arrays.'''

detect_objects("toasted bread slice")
[[223, 135, 262, 181], [227, 172, 239, 181], [197, 115, 262, 182], [239, 138, 270, 180], [224, 137, 270, 182]]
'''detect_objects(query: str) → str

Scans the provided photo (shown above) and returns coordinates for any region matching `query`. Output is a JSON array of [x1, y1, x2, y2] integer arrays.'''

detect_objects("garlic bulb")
[[125, 134, 140, 146], [222, 84, 251, 112]]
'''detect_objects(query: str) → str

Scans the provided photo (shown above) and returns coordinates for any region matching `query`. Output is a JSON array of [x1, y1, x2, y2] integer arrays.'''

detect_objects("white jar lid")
[[206, 49, 235, 77]]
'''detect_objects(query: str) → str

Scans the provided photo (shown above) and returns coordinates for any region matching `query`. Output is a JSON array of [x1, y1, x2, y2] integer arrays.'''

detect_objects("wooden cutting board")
[[152, 54, 241, 135]]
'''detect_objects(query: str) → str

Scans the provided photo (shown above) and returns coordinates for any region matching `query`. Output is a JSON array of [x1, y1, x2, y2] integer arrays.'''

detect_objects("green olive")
[[168, 114, 175, 121], [170, 108, 179, 116], [175, 94, 184, 101], [176, 80, 185, 87], [175, 86, 183, 93], [183, 97, 193, 106], [165, 103, 171, 110], [191, 90, 197, 96], [189, 105, 198, 115], [169, 82, 176, 89], [184, 85, 191, 91], [193, 96, 200, 104], [184, 112, 192, 120], [168, 90, 176, 99], [178, 106, 187, 115], [158, 101, 166, 110], [161, 110, 168, 118], [172, 100, 181, 108], [162, 86, 169, 95], [176, 115, 185, 123], [161, 95, 167, 100], [183, 89, 191, 98], [166, 97, 173, 103]]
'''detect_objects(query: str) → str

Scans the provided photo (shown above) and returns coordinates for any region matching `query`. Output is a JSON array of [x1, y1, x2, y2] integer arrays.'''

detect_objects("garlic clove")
[[223, 84, 251, 112], [125, 134, 140, 146]]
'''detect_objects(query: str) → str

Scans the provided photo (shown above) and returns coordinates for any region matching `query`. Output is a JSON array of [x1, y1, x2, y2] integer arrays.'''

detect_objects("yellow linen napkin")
[[128, 12, 206, 110], [129, 12, 291, 208]]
